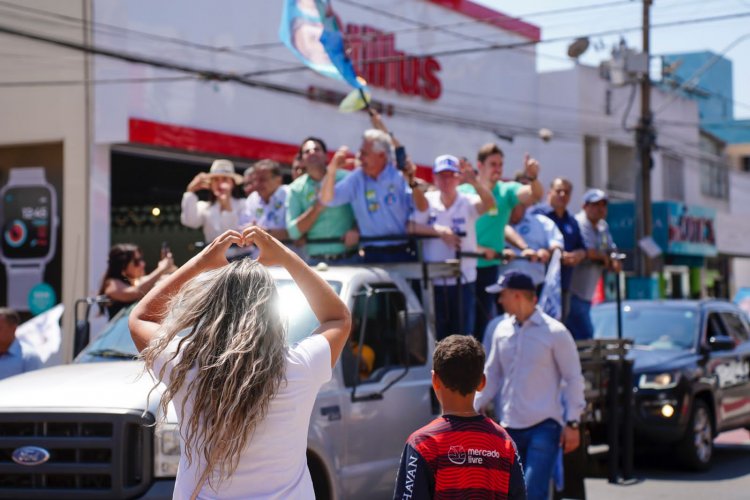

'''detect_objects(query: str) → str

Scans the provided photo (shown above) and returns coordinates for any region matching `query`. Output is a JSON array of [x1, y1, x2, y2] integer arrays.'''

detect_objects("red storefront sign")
[[345, 24, 442, 101]]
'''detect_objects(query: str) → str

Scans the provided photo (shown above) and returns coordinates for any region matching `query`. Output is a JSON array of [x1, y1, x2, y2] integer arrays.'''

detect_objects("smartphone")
[[161, 241, 171, 259], [395, 146, 407, 170]]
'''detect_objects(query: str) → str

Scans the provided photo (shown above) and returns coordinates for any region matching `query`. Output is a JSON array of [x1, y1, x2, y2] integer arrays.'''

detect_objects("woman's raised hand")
[[242, 226, 290, 267], [197, 230, 244, 270]]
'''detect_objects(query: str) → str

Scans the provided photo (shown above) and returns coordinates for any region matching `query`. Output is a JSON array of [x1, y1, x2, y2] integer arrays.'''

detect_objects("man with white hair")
[[320, 128, 428, 263]]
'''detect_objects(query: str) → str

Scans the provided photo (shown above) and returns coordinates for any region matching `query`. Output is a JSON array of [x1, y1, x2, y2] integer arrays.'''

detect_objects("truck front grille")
[[0, 410, 153, 499]]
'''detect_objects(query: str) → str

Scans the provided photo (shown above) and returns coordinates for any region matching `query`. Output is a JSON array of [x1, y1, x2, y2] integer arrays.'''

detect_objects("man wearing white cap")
[[409, 154, 495, 340], [181, 159, 245, 244], [567, 188, 620, 340]]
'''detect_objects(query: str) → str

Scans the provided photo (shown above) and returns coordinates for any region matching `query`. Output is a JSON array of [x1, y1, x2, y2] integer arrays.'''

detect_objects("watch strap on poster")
[[9, 167, 46, 184], [6, 265, 44, 311]]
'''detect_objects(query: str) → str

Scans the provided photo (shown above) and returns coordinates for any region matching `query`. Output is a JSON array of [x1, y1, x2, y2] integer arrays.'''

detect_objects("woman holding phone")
[[129, 228, 351, 499], [97, 243, 173, 319]]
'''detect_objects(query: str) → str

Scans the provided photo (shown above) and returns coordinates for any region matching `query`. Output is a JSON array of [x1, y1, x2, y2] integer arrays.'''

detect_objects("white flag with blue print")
[[539, 249, 562, 320]]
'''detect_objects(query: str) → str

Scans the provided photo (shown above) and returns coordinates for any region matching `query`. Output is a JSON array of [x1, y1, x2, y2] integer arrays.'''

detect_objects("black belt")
[[363, 243, 411, 254], [310, 248, 359, 261]]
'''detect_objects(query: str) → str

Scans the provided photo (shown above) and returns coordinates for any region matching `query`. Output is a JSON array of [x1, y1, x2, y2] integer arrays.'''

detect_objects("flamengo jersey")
[[393, 415, 526, 500]]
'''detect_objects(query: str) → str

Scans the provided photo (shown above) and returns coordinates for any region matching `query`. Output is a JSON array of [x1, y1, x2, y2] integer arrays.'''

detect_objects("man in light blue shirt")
[[501, 204, 564, 291], [475, 271, 585, 500], [0, 308, 43, 381], [319, 129, 427, 263]]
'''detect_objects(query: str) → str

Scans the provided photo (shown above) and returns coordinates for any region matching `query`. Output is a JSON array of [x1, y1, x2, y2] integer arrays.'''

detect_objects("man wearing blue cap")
[[567, 189, 620, 340], [409, 155, 495, 340], [476, 270, 585, 500]]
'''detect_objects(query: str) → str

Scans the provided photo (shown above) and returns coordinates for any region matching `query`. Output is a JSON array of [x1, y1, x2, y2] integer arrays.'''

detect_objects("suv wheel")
[[679, 399, 713, 471]]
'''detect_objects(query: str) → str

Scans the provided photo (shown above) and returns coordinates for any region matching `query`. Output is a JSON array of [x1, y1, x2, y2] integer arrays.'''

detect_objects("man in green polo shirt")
[[286, 136, 360, 264], [458, 144, 543, 341]]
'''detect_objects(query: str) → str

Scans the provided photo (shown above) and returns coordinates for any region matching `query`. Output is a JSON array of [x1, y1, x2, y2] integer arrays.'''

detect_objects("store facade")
[[608, 201, 719, 299]]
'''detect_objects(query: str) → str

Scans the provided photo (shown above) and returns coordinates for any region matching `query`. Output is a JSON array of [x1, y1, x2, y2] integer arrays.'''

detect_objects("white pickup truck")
[[0, 262, 458, 500]]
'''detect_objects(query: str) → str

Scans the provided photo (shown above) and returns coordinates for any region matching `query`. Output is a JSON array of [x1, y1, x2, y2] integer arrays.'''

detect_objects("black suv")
[[592, 300, 750, 470]]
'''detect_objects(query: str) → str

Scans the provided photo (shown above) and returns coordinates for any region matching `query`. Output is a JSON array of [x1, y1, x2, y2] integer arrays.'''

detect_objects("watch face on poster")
[[2, 186, 52, 259]]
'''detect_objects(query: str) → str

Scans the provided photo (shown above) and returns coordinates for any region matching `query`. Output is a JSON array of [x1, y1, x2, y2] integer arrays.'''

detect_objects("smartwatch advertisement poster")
[[0, 166, 62, 315]]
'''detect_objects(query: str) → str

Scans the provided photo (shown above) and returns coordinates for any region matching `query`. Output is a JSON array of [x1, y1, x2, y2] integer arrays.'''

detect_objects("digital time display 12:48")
[[2, 186, 52, 259]]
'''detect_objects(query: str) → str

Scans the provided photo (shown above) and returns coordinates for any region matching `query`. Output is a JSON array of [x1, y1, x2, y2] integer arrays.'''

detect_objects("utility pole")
[[634, 0, 654, 276]]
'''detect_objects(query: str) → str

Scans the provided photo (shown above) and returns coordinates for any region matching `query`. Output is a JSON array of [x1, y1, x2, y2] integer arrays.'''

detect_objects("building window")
[[607, 142, 636, 194], [742, 156, 750, 172], [662, 153, 684, 201], [700, 160, 729, 199]]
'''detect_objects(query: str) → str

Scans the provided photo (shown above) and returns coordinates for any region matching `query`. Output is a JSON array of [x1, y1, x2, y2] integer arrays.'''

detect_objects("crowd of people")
[[174, 110, 618, 343], [1, 111, 623, 499]]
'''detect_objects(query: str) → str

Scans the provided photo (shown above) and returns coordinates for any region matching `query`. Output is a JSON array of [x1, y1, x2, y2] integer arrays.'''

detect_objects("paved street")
[[585, 429, 750, 499]]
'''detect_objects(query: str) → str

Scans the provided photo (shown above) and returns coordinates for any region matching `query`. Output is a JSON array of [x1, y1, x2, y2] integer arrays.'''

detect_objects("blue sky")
[[479, 0, 750, 119]]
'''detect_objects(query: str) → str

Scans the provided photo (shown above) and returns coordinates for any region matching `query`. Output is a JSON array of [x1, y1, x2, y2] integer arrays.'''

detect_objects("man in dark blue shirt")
[[535, 178, 586, 322]]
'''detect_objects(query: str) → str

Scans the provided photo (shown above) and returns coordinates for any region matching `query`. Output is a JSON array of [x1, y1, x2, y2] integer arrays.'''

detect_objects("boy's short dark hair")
[[433, 335, 485, 396]]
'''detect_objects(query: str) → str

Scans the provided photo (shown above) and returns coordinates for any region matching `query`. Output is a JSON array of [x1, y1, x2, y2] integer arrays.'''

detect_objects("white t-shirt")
[[153, 334, 332, 500], [411, 190, 481, 285]]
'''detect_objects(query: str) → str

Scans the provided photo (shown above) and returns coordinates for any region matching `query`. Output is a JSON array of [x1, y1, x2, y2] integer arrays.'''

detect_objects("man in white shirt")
[[476, 271, 585, 500], [180, 159, 245, 244], [409, 155, 495, 340]]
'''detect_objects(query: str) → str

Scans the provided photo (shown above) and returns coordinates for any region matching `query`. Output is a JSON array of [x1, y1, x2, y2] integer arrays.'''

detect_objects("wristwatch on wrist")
[[566, 420, 580, 429], [0, 167, 59, 311]]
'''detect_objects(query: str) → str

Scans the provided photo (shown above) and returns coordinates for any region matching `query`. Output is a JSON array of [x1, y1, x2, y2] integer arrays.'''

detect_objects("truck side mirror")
[[708, 334, 735, 351]]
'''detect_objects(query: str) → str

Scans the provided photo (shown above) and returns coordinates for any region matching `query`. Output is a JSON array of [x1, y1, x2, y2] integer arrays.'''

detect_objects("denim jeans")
[[433, 282, 476, 341], [473, 265, 499, 342], [565, 294, 594, 340], [507, 419, 562, 500]]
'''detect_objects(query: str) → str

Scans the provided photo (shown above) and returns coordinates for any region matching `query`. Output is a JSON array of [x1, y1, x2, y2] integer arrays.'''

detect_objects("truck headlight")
[[154, 423, 180, 478], [638, 372, 681, 389]]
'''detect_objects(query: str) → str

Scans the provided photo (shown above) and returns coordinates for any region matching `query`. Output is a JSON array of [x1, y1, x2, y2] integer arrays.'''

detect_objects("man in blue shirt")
[[319, 129, 427, 263], [534, 178, 586, 322], [0, 308, 43, 381]]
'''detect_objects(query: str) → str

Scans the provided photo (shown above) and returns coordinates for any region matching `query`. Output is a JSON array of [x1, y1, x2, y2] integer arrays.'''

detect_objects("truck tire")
[[679, 399, 713, 471], [307, 452, 332, 500]]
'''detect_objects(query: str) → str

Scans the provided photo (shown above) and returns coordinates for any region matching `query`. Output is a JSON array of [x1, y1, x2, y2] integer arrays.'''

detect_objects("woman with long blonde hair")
[[129, 228, 351, 499]]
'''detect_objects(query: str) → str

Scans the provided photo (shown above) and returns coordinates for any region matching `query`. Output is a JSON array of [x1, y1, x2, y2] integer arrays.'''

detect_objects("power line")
[[0, 22, 567, 142], [654, 31, 750, 115], [0, 0, 292, 68], [0, 75, 197, 87], [0, 22, 309, 98], [241, 10, 750, 79], [234, 0, 635, 51]]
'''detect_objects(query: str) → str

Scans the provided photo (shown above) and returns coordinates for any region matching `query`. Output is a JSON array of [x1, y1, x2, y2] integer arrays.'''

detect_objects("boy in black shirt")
[[393, 335, 526, 499]]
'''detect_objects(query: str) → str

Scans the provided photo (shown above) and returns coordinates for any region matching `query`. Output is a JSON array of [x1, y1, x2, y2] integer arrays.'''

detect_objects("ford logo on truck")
[[11, 446, 50, 466]]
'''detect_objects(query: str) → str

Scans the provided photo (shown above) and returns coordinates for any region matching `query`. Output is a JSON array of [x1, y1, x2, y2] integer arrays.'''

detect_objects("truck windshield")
[[591, 305, 699, 350], [77, 279, 342, 362]]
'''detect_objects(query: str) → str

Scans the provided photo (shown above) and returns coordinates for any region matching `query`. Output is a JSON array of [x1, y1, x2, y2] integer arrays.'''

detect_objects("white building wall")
[[0, 0, 91, 361]]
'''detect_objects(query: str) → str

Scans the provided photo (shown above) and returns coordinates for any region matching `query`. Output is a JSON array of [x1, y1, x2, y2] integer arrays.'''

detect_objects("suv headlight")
[[638, 372, 681, 389], [154, 422, 181, 478]]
